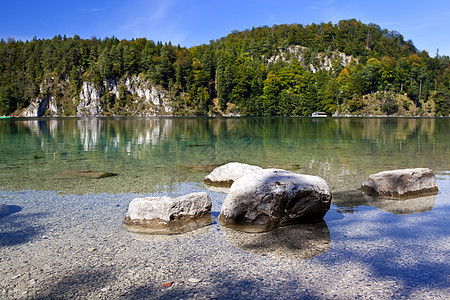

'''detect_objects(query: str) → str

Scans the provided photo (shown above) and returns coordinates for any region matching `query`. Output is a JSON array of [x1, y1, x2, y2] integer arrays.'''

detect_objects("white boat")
[[311, 112, 327, 117]]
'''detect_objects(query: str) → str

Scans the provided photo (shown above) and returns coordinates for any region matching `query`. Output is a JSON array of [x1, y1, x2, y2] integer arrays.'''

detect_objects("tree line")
[[0, 19, 449, 116]]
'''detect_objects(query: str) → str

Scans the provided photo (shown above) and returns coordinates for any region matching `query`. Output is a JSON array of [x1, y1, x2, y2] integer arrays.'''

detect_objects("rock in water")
[[123, 192, 212, 235], [56, 170, 118, 179], [204, 162, 262, 187], [218, 169, 332, 232], [361, 168, 438, 198]]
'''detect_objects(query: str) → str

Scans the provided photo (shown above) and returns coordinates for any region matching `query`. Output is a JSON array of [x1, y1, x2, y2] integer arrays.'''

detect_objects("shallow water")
[[0, 117, 449, 298]]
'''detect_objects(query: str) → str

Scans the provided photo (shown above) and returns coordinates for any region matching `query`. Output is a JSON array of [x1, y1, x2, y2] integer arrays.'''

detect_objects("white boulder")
[[219, 169, 332, 232], [361, 168, 438, 198], [123, 192, 212, 234], [204, 162, 262, 187]]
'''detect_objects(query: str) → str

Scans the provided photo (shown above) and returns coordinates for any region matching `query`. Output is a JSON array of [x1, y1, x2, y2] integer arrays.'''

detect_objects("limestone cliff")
[[20, 75, 172, 117], [268, 45, 354, 73]]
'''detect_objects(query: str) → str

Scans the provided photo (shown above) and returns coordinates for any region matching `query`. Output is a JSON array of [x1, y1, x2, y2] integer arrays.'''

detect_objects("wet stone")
[[56, 170, 118, 179], [123, 192, 212, 235]]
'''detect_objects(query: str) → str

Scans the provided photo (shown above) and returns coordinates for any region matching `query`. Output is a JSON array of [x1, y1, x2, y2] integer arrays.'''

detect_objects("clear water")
[[0, 117, 448, 195], [0, 117, 449, 297]]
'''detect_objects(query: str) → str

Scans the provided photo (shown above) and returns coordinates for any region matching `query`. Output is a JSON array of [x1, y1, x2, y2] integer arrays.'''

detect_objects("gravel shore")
[[1, 182, 449, 299]]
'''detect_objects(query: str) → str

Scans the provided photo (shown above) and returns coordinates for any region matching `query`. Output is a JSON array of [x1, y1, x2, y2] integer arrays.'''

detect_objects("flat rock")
[[56, 170, 118, 179], [188, 278, 202, 283], [219, 169, 332, 232], [123, 192, 212, 235], [204, 162, 262, 187], [361, 168, 438, 198]]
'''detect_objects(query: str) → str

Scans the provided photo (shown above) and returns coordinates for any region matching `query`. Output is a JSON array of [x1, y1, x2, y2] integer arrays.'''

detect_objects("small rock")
[[124, 192, 212, 235], [204, 162, 262, 187], [56, 170, 118, 179], [188, 278, 202, 283], [100, 287, 108, 292]]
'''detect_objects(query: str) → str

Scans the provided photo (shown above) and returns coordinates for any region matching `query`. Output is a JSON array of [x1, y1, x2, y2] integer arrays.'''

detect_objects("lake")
[[0, 117, 449, 299]]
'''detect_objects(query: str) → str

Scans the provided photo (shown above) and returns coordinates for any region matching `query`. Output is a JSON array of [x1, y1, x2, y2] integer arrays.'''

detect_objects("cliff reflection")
[[222, 221, 330, 260], [1, 117, 448, 195]]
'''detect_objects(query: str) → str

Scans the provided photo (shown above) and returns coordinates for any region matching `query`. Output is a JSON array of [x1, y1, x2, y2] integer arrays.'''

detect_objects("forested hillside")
[[1, 19, 449, 116]]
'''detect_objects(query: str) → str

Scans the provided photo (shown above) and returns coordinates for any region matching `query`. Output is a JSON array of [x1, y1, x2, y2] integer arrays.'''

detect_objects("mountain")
[[0, 19, 449, 117]]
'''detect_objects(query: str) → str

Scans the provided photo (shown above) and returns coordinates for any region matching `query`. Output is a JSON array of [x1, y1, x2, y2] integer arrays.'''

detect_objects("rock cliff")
[[268, 45, 354, 73], [20, 75, 172, 117]]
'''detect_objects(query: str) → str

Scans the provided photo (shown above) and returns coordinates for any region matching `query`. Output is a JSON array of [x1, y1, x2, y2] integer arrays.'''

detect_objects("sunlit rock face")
[[222, 221, 330, 260], [123, 192, 212, 235], [219, 169, 332, 232], [361, 168, 438, 198], [204, 162, 262, 187], [20, 96, 58, 117], [363, 194, 437, 215]]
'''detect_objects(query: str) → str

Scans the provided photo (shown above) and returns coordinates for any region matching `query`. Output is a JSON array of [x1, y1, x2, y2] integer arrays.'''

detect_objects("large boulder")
[[123, 192, 212, 235], [204, 162, 262, 187], [219, 169, 332, 232], [361, 168, 438, 198]]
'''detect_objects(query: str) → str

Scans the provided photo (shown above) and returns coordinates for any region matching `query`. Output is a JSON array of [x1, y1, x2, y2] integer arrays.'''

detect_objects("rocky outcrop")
[[20, 96, 58, 117], [204, 162, 262, 187], [76, 75, 171, 116], [219, 169, 332, 232], [20, 75, 172, 117], [123, 192, 212, 234], [361, 168, 438, 198], [268, 45, 353, 73], [77, 82, 103, 116]]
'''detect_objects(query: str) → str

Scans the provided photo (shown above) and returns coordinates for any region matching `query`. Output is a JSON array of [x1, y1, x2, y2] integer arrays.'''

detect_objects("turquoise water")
[[0, 117, 448, 196]]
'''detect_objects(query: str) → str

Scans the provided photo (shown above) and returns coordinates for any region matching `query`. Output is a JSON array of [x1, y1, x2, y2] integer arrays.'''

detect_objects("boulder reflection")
[[125, 222, 211, 242], [222, 221, 330, 260], [362, 194, 437, 215]]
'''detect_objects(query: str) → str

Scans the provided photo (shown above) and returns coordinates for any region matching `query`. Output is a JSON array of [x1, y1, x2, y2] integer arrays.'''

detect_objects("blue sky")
[[2, 0, 449, 56]]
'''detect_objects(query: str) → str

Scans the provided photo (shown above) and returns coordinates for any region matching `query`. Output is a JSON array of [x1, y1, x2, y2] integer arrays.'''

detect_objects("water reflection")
[[0, 117, 448, 197], [222, 221, 330, 260], [332, 189, 438, 215], [362, 194, 437, 215], [125, 223, 211, 242]]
